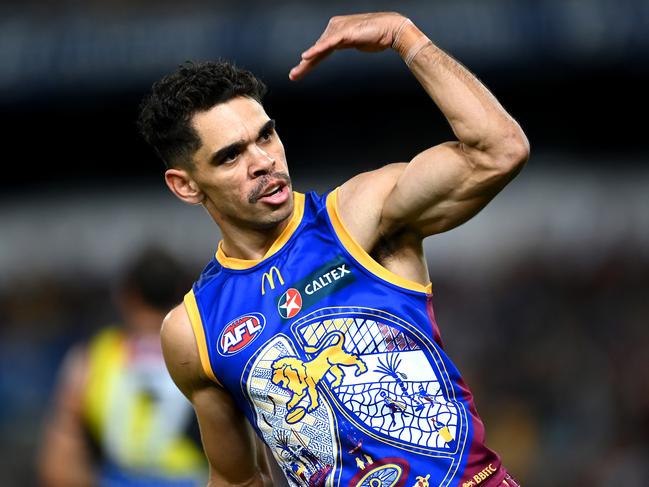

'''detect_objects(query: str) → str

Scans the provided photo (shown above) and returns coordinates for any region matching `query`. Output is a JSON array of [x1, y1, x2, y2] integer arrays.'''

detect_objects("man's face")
[[188, 96, 293, 230]]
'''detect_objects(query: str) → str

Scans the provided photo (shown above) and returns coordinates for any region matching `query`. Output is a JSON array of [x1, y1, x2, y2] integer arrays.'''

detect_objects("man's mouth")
[[260, 184, 284, 198], [257, 183, 290, 205], [249, 172, 292, 204]]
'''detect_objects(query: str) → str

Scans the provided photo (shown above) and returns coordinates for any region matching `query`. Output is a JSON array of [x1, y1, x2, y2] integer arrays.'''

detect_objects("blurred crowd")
[[0, 242, 647, 486], [436, 251, 649, 485]]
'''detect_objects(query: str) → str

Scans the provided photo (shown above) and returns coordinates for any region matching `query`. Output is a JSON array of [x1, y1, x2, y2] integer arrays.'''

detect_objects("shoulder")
[[336, 163, 408, 248], [161, 303, 194, 350], [339, 163, 406, 199], [161, 303, 212, 398], [59, 343, 90, 393], [45, 342, 91, 421]]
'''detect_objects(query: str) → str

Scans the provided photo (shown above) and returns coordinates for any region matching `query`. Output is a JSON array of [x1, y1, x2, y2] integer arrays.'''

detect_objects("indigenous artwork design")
[[271, 331, 367, 421], [244, 336, 339, 487], [290, 308, 468, 458], [347, 457, 410, 487], [243, 307, 469, 486]]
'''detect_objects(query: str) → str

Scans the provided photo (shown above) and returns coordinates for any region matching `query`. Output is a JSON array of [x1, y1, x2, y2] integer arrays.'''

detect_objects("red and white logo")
[[277, 288, 302, 319], [217, 313, 266, 356]]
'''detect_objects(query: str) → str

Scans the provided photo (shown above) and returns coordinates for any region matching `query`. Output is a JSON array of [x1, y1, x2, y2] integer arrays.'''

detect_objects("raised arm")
[[161, 305, 273, 487], [290, 12, 529, 245]]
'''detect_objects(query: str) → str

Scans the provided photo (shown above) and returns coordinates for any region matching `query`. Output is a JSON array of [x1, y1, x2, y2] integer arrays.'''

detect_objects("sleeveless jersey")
[[186, 190, 505, 487], [83, 327, 207, 486]]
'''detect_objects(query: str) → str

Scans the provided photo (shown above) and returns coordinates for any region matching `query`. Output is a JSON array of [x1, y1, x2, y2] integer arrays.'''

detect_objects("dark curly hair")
[[119, 246, 190, 311], [137, 61, 267, 168]]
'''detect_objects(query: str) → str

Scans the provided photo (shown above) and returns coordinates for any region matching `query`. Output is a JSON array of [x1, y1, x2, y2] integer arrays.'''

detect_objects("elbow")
[[485, 125, 529, 178], [511, 131, 530, 171], [502, 125, 530, 174]]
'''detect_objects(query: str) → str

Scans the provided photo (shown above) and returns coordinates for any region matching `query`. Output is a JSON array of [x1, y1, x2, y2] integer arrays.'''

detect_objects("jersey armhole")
[[326, 187, 433, 295], [183, 290, 222, 386]]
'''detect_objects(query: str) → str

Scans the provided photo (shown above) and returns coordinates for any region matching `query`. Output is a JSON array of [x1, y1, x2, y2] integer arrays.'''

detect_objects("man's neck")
[[219, 211, 293, 261], [124, 306, 167, 337]]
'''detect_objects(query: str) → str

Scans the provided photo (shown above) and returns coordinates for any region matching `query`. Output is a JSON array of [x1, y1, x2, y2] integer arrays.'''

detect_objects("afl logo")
[[277, 288, 302, 319], [218, 313, 266, 356]]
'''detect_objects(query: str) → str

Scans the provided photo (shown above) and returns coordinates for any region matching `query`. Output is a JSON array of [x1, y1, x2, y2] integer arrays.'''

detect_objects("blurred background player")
[[38, 247, 208, 487]]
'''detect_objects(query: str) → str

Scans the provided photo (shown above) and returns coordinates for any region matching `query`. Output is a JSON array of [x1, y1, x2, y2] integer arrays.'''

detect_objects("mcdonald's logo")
[[261, 266, 284, 295]]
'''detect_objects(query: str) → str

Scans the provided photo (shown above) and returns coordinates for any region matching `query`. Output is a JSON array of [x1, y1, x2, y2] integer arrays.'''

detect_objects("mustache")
[[248, 172, 292, 204]]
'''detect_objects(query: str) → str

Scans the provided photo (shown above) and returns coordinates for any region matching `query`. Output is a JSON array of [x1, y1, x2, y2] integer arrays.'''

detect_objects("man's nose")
[[248, 144, 275, 178]]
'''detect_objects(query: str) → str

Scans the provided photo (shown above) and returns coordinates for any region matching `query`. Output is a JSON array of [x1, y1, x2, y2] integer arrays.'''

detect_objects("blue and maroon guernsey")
[[185, 190, 506, 487]]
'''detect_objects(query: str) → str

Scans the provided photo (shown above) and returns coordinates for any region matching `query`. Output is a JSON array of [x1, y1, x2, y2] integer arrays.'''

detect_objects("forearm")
[[39, 419, 96, 487], [39, 348, 96, 487], [260, 472, 273, 487], [393, 20, 528, 159]]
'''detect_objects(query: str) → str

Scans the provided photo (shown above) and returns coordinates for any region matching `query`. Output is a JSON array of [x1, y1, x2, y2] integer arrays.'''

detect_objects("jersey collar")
[[215, 192, 305, 270]]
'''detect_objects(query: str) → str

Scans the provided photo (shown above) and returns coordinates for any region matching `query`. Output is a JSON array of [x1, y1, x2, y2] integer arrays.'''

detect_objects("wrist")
[[392, 18, 433, 66]]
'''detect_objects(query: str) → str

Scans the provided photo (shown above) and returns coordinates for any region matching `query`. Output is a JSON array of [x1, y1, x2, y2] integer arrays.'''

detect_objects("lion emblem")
[[414, 474, 431, 487], [271, 331, 367, 417]]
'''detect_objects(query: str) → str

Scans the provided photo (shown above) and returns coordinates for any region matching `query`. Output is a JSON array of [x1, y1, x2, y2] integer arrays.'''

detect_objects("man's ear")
[[164, 168, 204, 205]]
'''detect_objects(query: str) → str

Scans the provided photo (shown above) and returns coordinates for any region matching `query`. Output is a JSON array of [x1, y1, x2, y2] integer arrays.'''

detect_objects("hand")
[[289, 12, 407, 81]]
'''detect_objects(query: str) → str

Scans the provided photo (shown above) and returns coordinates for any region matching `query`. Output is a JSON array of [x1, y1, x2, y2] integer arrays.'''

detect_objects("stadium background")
[[1, 0, 648, 485]]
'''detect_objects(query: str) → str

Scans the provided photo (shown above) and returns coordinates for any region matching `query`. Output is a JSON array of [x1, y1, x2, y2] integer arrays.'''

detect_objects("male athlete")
[[39, 248, 207, 486], [138, 12, 529, 487]]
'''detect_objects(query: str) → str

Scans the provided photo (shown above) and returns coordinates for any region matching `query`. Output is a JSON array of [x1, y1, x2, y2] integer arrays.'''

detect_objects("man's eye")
[[224, 150, 239, 162], [260, 130, 272, 142]]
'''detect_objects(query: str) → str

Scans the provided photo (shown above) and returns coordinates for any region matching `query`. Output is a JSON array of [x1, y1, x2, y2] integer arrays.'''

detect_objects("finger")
[[301, 34, 344, 60], [301, 40, 334, 60], [290, 38, 340, 80], [288, 52, 331, 81], [288, 58, 319, 81], [288, 60, 307, 81]]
